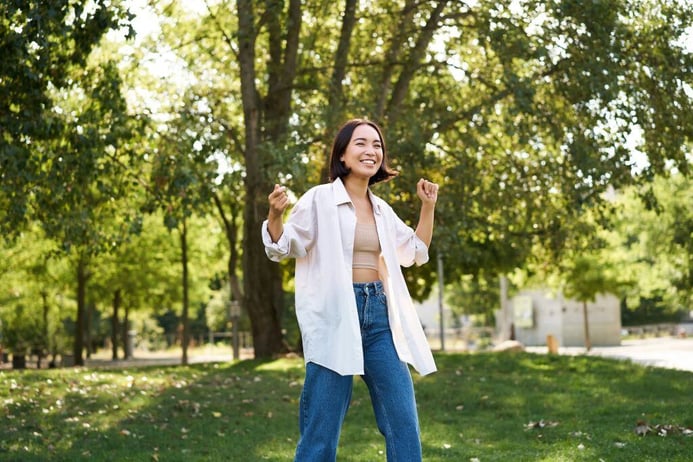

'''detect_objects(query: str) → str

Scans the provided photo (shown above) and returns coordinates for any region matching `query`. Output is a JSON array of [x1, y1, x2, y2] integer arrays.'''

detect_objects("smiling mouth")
[[361, 159, 376, 165]]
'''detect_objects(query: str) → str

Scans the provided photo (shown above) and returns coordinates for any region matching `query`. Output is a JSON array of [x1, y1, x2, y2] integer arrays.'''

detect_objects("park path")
[[90, 337, 693, 373], [83, 346, 254, 368], [3, 337, 692, 372], [525, 336, 693, 373]]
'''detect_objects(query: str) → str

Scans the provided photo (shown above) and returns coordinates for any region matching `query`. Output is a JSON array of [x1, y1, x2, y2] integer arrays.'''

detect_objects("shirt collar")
[[332, 177, 351, 205], [332, 177, 382, 215]]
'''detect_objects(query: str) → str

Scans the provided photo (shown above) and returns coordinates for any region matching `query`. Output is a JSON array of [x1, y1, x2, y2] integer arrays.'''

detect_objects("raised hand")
[[268, 184, 291, 219], [416, 178, 439, 205]]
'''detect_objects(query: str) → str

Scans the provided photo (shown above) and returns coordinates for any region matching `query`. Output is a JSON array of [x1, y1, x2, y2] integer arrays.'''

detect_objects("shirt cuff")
[[261, 220, 290, 261], [413, 235, 430, 266]]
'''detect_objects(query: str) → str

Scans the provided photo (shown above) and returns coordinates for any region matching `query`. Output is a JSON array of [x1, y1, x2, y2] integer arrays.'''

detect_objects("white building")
[[502, 290, 622, 347]]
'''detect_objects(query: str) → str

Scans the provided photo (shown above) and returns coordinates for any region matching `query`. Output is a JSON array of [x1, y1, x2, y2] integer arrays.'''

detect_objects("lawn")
[[1, 352, 691, 461]]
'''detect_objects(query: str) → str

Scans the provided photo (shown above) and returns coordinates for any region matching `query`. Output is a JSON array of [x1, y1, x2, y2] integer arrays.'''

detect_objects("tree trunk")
[[73, 256, 87, 366], [237, 0, 290, 358], [384, 1, 447, 123], [122, 305, 131, 359], [213, 192, 244, 303], [112, 289, 121, 360], [320, 0, 358, 182], [583, 300, 592, 351], [243, 197, 286, 358], [85, 302, 93, 359], [180, 217, 190, 365], [40, 291, 49, 368], [374, 0, 417, 120]]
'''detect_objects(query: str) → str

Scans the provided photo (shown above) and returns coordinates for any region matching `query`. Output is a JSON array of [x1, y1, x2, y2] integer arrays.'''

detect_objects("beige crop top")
[[353, 223, 381, 271]]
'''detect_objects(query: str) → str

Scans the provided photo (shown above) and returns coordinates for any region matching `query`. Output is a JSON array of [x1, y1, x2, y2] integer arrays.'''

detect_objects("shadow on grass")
[[1, 358, 306, 461], [1, 353, 691, 461], [415, 352, 693, 462]]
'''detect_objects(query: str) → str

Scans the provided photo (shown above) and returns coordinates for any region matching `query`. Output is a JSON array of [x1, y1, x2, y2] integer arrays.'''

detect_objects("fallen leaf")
[[634, 420, 692, 437], [524, 420, 559, 430], [634, 420, 650, 436]]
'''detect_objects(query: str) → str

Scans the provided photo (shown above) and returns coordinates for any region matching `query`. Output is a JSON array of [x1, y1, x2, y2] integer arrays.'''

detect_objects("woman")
[[262, 118, 438, 461]]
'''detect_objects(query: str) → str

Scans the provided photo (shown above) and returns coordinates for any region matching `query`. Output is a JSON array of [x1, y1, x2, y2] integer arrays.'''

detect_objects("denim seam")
[[370, 373, 396, 460]]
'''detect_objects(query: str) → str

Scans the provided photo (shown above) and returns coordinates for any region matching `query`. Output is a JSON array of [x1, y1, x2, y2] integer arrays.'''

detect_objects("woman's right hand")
[[268, 184, 291, 219]]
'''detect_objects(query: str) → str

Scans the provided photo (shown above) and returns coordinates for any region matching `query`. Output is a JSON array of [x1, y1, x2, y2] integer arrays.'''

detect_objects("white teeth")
[[361, 160, 375, 165]]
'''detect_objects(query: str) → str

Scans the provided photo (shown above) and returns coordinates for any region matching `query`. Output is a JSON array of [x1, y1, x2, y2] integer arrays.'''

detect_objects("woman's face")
[[340, 124, 383, 180]]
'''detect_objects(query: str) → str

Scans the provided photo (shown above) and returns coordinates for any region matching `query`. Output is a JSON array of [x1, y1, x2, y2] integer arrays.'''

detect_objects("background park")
[[1, 0, 692, 460]]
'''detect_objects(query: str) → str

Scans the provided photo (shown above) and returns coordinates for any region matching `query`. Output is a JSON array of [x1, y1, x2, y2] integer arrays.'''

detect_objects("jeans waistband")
[[352, 280, 385, 297]]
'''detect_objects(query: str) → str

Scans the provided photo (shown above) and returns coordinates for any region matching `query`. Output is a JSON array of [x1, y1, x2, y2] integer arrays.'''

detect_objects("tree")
[[608, 173, 692, 318], [0, 227, 72, 367], [1, 1, 145, 366], [445, 271, 500, 326], [88, 213, 183, 359], [147, 0, 692, 357], [562, 254, 623, 351], [1, 0, 135, 236], [147, 96, 222, 364]]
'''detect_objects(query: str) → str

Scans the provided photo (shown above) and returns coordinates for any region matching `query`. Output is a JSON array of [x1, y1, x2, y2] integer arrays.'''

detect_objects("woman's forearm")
[[415, 202, 435, 247], [267, 214, 284, 243]]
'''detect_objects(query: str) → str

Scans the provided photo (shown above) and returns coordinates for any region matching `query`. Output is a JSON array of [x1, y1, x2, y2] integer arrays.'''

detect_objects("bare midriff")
[[352, 267, 380, 283]]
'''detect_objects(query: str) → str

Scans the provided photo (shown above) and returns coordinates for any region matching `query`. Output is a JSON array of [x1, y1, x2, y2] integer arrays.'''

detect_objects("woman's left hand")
[[416, 178, 439, 205]]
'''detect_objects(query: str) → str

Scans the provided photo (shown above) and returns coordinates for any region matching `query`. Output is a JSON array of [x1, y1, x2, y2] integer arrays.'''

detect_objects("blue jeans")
[[294, 281, 422, 462]]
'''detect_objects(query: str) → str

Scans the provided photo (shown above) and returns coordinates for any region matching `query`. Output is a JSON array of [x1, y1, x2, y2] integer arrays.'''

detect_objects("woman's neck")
[[343, 176, 370, 200], [343, 176, 375, 224]]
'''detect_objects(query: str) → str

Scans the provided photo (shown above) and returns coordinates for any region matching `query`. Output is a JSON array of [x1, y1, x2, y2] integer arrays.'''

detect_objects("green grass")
[[1, 352, 691, 461]]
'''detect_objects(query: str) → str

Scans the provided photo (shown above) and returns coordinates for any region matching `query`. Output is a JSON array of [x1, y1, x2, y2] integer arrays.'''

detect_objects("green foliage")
[[0, 226, 74, 354], [0, 354, 691, 460], [608, 174, 693, 313], [563, 253, 624, 303], [0, 0, 135, 238], [445, 271, 501, 324], [2, 0, 692, 356], [147, 94, 224, 230], [516, 171, 691, 317], [0, 304, 43, 353]]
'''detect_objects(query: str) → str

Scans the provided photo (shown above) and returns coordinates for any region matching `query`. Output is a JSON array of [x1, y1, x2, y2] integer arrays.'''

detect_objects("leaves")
[[634, 420, 693, 437], [1, 0, 136, 239], [524, 419, 560, 430]]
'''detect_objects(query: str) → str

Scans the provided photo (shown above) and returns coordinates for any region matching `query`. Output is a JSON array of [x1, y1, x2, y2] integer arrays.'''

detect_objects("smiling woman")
[[328, 119, 396, 186], [262, 118, 439, 461]]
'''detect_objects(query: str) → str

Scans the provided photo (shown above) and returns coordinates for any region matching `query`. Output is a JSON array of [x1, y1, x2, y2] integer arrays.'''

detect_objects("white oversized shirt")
[[261, 178, 437, 376]]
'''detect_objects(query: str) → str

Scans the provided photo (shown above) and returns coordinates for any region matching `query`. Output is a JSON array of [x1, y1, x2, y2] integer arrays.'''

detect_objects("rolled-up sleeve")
[[262, 222, 293, 261], [393, 213, 429, 267], [262, 191, 316, 262]]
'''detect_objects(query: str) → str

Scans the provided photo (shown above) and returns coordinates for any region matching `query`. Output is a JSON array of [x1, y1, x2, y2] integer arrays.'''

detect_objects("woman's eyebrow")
[[353, 137, 381, 143]]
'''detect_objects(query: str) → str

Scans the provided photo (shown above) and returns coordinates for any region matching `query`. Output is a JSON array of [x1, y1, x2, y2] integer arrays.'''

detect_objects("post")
[[437, 253, 445, 351], [500, 275, 510, 340], [229, 300, 241, 360]]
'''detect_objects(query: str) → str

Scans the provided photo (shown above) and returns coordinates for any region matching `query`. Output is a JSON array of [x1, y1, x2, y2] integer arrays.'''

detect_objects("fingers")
[[268, 184, 290, 215], [417, 178, 439, 201]]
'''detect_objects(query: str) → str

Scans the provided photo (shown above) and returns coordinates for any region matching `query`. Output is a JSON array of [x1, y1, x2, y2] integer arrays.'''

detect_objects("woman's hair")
[[328, 118, 398, 185]]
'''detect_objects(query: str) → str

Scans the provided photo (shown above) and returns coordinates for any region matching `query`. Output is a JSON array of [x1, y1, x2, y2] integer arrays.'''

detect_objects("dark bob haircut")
[[328, 119, 398, 185]]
